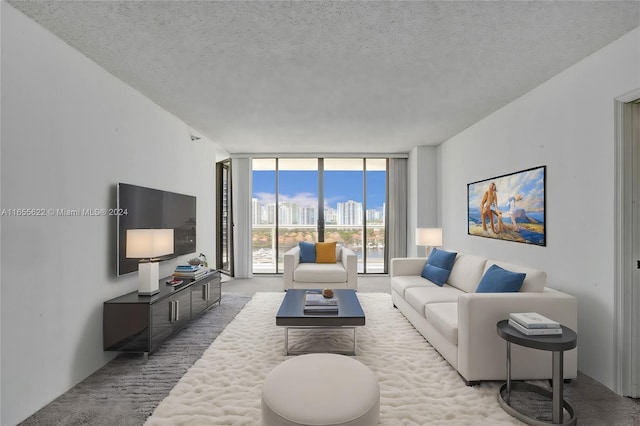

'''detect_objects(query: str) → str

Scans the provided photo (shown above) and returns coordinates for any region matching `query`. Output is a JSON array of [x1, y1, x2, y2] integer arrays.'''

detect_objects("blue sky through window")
[[252, 170, 386, 209]]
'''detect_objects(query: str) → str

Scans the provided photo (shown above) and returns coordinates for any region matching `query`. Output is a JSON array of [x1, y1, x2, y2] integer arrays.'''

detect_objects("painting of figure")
[[468, 166, 545, 246]]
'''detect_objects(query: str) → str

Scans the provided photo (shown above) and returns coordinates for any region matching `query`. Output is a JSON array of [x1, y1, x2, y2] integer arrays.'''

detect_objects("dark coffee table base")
[[283, 326, 357, 356], [276, 289, 365, 356]]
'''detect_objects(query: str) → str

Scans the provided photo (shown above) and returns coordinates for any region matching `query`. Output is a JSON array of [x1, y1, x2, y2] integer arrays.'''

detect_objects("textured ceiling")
[[7, 1, 640, 154]]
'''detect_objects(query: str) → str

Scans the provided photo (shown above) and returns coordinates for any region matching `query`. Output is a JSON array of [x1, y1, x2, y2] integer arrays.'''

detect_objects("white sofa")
[[390, 252, 577, 385], [284, 245, 358, 291]]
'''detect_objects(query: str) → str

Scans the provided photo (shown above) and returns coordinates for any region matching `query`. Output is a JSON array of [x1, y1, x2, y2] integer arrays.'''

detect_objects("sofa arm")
[[341, 246, 358, 291], [457, 288, 577, 382], [390, 257, 427, 277], [283, 246, 300, 290]]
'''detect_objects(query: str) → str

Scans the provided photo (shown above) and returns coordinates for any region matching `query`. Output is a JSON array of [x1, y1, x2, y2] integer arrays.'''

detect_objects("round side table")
[[496, 319, 577, 426]]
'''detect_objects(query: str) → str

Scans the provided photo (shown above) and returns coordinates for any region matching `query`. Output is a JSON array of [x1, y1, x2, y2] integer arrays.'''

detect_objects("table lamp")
[[416, 228, 443, 256], [126, 229, 174, 295]]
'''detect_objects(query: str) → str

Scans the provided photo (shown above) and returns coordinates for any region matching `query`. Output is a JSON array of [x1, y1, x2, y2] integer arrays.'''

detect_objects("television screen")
[[117, 183, 196, 276]]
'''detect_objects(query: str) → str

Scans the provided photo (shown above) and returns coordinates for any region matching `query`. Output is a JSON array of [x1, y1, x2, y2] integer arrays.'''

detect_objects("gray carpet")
[[19, 293, 251, 426], [16, 284, 640, 425]]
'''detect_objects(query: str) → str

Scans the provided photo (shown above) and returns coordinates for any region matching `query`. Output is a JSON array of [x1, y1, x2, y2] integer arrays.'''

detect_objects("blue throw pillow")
[[476, 264, 526, 293], [421, 248, 457, 286], [299, 242, 316, 263]]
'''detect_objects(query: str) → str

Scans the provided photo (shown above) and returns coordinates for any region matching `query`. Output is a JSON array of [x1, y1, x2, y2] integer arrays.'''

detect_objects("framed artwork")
[[467, 165, 546, 246]]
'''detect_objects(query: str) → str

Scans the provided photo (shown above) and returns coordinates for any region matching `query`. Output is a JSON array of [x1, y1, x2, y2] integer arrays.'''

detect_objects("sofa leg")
[[465, 380, 480, 387], [548, 378, 572, 387]]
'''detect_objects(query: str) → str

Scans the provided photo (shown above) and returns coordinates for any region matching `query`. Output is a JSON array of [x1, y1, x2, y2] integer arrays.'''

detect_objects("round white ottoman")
[[262, 353, 380, 426]]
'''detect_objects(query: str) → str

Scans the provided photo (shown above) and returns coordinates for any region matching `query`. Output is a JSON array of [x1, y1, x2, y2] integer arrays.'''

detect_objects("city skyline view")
[[252, 170, 387, 210], [252, 197, 385, 226], [251, 163, 388, 273]]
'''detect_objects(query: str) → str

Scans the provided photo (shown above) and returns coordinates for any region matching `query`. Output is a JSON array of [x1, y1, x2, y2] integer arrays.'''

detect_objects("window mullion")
[[275, 158, 280, 273], [363, 158, 367, 273], [318, 158, 325, 242]]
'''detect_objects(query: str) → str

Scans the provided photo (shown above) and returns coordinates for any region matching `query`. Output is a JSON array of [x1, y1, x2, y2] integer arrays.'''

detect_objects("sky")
[[253, 170, 386, 209]]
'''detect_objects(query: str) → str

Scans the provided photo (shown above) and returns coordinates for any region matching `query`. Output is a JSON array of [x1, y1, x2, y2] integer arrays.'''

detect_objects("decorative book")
[[304, 305, 338, 314], [508, 319, 562, 335], [509, 312, 560, 329], [304, 292, 338, 306], [173, 266, 210, 279]]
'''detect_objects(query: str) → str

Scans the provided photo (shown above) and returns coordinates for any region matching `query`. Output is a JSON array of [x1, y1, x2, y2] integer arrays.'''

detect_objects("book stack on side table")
[[173, 265, 210, 280], [508, 312, 562, 335], [304, 291, 338, 314]]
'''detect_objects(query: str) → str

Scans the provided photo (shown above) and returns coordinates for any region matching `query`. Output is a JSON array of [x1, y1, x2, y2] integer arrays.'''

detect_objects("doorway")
[[216, 159, 233, 276], [616, 95, 640, 397], [630, 101, 640, 398]]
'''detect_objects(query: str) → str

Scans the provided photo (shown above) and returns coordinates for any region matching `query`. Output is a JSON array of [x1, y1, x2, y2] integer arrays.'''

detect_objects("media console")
[[103, 270, 221, 354]]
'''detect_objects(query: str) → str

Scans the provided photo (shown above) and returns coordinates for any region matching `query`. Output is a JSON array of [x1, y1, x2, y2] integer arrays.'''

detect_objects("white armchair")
[[283, 245, 358, 291]]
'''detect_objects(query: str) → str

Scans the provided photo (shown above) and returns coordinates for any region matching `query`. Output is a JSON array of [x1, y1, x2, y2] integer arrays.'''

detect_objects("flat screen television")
[[117, 183, 196, 276]]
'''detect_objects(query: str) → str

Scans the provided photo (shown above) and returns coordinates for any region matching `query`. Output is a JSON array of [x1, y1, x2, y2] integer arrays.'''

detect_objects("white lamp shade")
[[126, 229, 174, 259], [416, 228, 443, 247]]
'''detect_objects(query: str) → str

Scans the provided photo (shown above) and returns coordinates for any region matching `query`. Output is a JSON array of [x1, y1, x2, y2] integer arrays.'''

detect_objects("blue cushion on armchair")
[[421, 248, 457, 286], [299, 241, 316, 263]]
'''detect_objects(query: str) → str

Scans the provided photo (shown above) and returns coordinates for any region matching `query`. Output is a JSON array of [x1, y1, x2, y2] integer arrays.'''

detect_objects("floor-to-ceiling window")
[[252, 159, 277, 273], [277, 159, 319, 271], [324, 159, 363, 270], [252, 157, 387, 274], [365, 159, 387, 273]]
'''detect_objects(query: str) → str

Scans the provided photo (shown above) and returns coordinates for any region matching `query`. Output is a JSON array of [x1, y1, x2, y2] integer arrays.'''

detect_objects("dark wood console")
[[103, 270, 221, 353]]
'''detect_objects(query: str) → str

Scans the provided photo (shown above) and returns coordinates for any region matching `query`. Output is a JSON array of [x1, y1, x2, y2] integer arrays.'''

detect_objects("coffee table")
[[275, 289, 366, 355]]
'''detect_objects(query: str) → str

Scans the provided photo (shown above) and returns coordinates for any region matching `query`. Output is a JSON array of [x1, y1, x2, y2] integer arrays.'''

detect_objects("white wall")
[[437, 26, 640, 391], [0, 4, 228, 424], [408, 146, 438, 257]]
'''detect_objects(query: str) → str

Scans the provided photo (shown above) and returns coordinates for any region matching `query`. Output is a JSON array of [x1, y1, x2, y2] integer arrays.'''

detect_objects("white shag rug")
[[146, 292, 522, 426]]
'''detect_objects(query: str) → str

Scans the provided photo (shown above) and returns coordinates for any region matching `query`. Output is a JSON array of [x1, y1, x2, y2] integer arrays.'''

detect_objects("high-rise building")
[[337, 200, 363, 225], [324, 206, 337, 224], [279, 202, 300, 225], [264, 203, 276, 224], [252, 198, 262, 225], [366, 208, 382, 222], [299, 206, 317, 225]]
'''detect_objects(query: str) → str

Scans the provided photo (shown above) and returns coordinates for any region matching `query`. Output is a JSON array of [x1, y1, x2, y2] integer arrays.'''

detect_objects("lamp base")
[[138, 262, 160, 296]]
